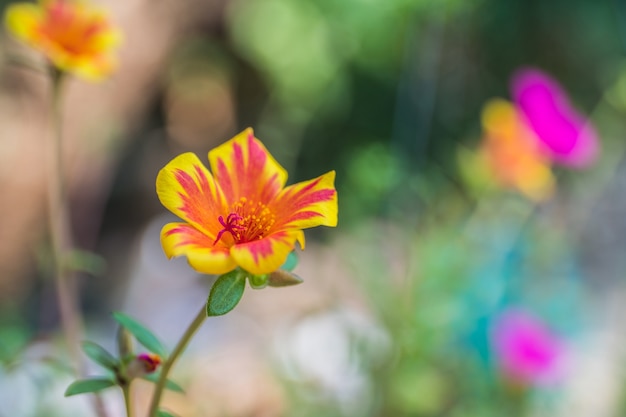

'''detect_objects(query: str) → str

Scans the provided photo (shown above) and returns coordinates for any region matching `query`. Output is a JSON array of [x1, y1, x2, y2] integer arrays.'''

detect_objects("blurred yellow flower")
[[460, 99, 555, 201], [4, 0, 122, 81], [157, 128, 338, 275]]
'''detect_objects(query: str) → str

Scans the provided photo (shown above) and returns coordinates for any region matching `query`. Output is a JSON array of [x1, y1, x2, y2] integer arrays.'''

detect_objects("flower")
[[490, 308, 566, 386], [4, 0, 122, 80], [124, 353, 162, 379], [511, 68, 599, 168], [459, 99, 555, 201], [136, 353, 161, 373], [157, 128, 338, 275]]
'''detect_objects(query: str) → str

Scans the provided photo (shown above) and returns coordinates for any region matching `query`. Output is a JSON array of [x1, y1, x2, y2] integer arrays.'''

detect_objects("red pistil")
[[213, 213, 245, 245]]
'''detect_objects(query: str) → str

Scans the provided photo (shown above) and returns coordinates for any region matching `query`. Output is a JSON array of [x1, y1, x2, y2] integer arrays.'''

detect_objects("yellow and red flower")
[[460, 99, 555, 201], [156, 128, 338, 275], [4, 0, 121, 80]]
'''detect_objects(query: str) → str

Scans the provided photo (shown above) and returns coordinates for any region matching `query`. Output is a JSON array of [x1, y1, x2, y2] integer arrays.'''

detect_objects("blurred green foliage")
[[221, 0, 623, 229]]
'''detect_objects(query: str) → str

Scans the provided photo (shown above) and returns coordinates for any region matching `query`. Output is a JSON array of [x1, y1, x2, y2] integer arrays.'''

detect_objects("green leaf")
[[112, 312, 167, 357], [142, 373, 185, 393], [81, 341, 118, 371], [206, 270, 245, 316], [157, 410, 178, 417], [64, 249, 107, 276], [0, 323, 31, 364], [281, 251, 298, 272], [64, 378, 116, 396]]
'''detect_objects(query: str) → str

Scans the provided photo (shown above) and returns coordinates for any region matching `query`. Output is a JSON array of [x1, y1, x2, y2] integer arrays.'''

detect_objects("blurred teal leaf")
[[81, 341, 118, 371], [142, 373, 185, 393], [64, 378, 116, 396], [281, 251, 298, 272], [112, 312, 167, 357], [206, 270, 245, 316]]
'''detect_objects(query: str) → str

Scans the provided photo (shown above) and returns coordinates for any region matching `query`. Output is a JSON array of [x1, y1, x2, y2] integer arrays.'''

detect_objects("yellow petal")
[[156, 152, 226, 239], [271, 170, 338, 230], [91, 27, 123, 51], [161, 222, 237, 275], [295, 229, 305, 250], [512, 156, 555, 201], [70, 54, 117, 81], [5, 3, 42, 43], [208, 128, 287, 205], [230, 230, 301, 275], [481, 99, 519, 140]]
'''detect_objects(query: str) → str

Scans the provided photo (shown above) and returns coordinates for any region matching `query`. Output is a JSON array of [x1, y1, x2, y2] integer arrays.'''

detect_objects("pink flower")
[[490, 309, 566, 386], [511, 68, 599, 168]]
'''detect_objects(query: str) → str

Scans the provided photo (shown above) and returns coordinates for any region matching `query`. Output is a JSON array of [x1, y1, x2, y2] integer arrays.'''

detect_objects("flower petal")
[[161, 223, 237, 275], [491, 309, 565, 385], [480, 100, 555, 201], [70, 54, 117, 80], [230, 230, 302, 275], [271, 170, 337, 230], [511, 68, 599, 168], [90, 26, 123, 52], [5, 3, 42, 42], [156, 152, 226, 239], [208, 128, 287, 205]]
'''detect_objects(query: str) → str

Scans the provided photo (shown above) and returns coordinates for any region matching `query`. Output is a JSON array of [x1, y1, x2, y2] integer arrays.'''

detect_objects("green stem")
[[122, 383, 133, 417], [48, 68, 82, 367], [147, 304, 207, 416], [48, 68, 109, 417]]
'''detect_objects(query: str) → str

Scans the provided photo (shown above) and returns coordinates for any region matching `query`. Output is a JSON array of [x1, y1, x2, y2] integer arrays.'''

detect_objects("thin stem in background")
[[48, 68, 82, 372], [122, 384, 133, 417], [47, 67, 109, 417], [147, 304, 207, 417]]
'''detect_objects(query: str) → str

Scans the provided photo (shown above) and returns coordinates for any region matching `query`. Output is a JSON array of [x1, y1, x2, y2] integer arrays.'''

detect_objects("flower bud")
[[248, 273, 269, 289], [116, 326, 134, 359], [137, 353, 162, 373], [267, 270, 303, 287], [125, 353, 162, 379]]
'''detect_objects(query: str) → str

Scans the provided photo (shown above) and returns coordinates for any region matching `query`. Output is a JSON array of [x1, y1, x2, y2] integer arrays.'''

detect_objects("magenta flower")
[[511, 68, 599, 168], [490, 309, 566, 386]]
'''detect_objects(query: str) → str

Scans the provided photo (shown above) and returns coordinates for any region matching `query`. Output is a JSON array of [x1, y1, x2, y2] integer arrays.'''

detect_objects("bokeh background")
[[2, 0, 626, 416]]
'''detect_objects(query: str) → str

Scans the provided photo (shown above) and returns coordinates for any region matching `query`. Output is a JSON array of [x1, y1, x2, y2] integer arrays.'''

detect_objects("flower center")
[[213, 197, 276, 245]]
